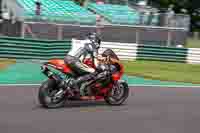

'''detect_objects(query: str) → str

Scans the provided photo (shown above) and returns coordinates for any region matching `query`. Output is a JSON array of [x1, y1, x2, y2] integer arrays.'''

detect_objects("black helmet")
[[87, 32, 101, 49]]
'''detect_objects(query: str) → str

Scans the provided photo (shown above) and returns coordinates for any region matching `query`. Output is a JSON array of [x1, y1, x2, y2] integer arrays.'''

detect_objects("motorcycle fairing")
[[111, 62, 124, 81], [46, 59, 72, 74]]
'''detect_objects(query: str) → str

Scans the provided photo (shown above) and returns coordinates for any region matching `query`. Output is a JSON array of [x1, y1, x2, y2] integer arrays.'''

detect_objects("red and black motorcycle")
[[38, 49, 129, 108]]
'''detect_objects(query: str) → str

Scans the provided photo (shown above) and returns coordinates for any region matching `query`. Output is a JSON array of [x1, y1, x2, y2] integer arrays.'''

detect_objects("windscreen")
[[102, 49, 119, 60]]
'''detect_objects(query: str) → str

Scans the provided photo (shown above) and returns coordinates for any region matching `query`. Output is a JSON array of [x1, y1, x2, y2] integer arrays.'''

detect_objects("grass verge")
[[122, 60, 200, 84], [0, 59, 16, 71], [186, 38, 200, 48]]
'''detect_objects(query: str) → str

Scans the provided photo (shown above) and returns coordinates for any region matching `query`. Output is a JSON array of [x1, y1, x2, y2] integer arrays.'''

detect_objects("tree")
[[74, 0, 86, 6], [148, 0, 200, 31]]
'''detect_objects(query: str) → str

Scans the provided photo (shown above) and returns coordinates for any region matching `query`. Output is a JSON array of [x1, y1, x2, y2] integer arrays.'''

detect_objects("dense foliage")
[[73, 0, 86, 6], [148, 0, 200, 31]]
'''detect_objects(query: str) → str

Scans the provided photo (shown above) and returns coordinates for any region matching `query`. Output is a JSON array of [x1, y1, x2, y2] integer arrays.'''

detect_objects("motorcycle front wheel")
[[104, 81, 129, 106], [38, 78, 66, 108]]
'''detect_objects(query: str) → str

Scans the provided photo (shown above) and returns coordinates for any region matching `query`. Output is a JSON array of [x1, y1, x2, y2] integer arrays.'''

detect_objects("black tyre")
[[104, 81, 129, 106], [38, 79, 66, 109]]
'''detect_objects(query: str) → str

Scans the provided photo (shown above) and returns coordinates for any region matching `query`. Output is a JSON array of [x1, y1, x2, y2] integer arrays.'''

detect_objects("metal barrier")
[[71, 39, 138, 60], [187, 48, 200, 64], [72, 39, 189, 62], [0, 36, 71, 60], [21, 21, 187, 47], [0, 20, 22, 37], [0, 36, 200, 64], [137, 45, 188, 63]]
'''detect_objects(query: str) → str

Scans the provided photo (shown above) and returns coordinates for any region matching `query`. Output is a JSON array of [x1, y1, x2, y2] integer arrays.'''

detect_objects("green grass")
[[122, 60, 200, 84], [186, 38, 200, 48], [0, 59, 16, 71]]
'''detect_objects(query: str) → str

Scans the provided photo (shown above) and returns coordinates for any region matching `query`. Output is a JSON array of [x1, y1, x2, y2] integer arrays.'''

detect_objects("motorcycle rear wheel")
[[38, 79, 66, 108], [104, 81, 129, 106]]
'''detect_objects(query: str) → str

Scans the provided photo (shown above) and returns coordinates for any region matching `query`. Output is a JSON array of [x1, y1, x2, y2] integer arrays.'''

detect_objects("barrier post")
[[21, 22, 25, 38], [167, 29, 172, 47], [136, 29, 140, 44], [58, 25, 63, 40]]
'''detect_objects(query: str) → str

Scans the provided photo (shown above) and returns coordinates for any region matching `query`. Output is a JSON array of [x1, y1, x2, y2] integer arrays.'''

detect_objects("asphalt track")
[[1, 86, 200, 133]]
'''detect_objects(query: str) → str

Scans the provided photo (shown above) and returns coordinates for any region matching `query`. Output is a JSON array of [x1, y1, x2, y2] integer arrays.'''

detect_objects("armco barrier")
[[71, 39, 138, 60], [0, 37, 71, 60], [187, 48, 200, 64], [1, 37, 200, 64], [137, 45, 188, 63], [71, 40, 190, 63]]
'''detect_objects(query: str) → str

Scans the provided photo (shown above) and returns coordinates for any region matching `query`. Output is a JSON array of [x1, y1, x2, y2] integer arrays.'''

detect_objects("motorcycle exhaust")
[[41, 64, 70, 90], [41, 65, 61, 83]]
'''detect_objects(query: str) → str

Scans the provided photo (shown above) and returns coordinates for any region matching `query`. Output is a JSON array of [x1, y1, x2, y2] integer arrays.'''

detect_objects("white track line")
[[0, 84, 40, 86]]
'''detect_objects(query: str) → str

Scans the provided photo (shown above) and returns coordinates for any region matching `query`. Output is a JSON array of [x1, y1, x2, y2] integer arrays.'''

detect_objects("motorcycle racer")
[[38, 33, 129, 108], [64, 32, 109, 95]]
